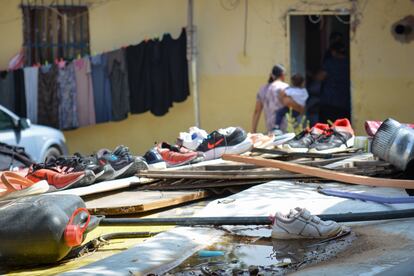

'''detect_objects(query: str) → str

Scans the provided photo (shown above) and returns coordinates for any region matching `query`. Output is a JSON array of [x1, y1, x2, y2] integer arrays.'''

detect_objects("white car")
[[0, 105, 68, 162]]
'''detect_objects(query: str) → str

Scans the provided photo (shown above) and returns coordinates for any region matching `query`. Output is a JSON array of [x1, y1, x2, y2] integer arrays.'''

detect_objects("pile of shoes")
[[144, 126, 254, 168], [0, 146, 148, 199]]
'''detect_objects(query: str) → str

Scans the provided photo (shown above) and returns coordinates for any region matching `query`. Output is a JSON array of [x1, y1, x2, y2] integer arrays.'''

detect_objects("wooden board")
[[85, 189, 210, 215], [51, 176, 155, 197], [222, 154, 414, 189]]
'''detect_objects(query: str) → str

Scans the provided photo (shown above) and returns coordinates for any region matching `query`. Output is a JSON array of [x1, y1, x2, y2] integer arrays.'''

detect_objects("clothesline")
[[0, 27, 190, 131]]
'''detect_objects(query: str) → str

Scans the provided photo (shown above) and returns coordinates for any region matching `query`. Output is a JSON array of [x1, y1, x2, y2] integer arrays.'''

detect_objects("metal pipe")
[[187, 0, 200, 127], [100, 209, 414, 226]]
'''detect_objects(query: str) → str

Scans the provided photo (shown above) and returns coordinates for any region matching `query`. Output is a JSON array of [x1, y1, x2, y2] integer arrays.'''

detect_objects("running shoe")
[[157, 142, 202, 167], [282, 123, 330, 153], [26, 166, 95, 190], [271, 207, 343, 239], [73, 153, 115, 182], [97, 146, 148, 179], [177, 127, 208, 150], [196, 127, 253, 160], [308, 119, 355, 154], [144, 148, 167, 169]]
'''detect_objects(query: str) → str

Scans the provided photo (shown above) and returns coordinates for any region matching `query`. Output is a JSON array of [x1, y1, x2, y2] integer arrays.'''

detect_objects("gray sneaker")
[[272, 207, 343, 239]]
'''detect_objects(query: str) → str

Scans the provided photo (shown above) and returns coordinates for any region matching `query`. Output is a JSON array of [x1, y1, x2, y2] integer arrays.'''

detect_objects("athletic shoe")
[[272, 133, 296, 147], [157, 142, 202, 167], [271, 207, 342, 239], [97, 146, 148, 179], [308, 119, 355, 154], [177, 127, 209, 150], [144, 148, 167, 169], [196, 127, 253, 160], [282, 123, 329, 153], [73, 153, 115, 182], [26, 166, 95, 190]]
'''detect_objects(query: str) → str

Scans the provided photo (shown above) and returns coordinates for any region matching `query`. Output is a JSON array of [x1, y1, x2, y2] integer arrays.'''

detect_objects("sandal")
[[0, 172, 49, 200]]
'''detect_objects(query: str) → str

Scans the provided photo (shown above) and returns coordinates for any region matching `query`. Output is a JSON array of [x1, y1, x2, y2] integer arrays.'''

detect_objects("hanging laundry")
[[74, 57, 96, 127], [150, 38, 171, 116], [126, 41, 152, 114], [23, 67, 39, 124], [57, 62, 79, 130], [106, 49, 130, 121], [13, 69, 27, 118], [91, 54, 112, 123], [163, 28, 190, 103], [0, 71, 15, 112], [37, 64, 59, 128]]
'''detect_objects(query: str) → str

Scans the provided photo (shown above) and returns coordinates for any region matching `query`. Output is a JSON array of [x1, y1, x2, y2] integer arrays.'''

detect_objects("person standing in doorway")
[[251, 65, 289, 134], [319, 42, 350, 123]]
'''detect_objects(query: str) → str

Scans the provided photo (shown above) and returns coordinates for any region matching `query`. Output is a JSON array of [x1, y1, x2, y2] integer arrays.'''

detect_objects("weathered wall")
[[0, 0, 413, 155]]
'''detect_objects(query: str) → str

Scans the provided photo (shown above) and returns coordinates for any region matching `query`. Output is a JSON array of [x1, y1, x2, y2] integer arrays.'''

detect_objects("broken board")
[[85, 189, 210, 215], [50, 176, 155, 197], [223, 154, 414, 189]]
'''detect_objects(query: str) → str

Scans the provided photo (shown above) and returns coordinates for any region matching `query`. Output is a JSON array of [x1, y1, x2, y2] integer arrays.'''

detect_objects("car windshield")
[[0, 110, 15, 131]]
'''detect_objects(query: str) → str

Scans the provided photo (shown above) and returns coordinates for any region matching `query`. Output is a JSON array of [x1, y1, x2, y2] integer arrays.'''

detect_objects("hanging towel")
[[23, 67, 39, 124], [91, 54, 112, 123], [74, 57, 96, 127], [57, 62, 79, 130]]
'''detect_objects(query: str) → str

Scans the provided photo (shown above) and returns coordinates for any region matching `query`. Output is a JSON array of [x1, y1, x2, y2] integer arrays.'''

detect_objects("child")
[[275, 73, 309, 129]]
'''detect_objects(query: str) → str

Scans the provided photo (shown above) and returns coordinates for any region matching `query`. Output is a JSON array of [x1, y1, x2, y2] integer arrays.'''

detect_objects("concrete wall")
[[0, 0, 413, 155]]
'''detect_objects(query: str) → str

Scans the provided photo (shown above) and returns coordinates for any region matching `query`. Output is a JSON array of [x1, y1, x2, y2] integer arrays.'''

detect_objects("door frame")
[[286, 11, 352, 121]]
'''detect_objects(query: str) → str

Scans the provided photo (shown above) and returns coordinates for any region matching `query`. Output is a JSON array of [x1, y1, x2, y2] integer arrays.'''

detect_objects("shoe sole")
[[76, 170, 96, 187], [271, 226, 343, 240], [95, 164, 116, 182], [281, 144, 309, 153], [116, 159, 149, 179], [203, 138, 253, 160], [307, 136, 355, 154]]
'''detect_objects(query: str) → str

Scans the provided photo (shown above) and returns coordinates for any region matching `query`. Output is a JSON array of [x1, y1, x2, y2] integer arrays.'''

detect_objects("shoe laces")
[[316, 128, 347, 144]]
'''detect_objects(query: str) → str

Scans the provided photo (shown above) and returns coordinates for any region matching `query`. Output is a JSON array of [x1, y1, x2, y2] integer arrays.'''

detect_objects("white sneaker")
[[271, 207, 342, 239], [178, 127, 208, 150]]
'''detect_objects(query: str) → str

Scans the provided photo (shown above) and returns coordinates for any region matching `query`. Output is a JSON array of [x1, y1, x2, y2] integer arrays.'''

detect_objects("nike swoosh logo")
[[207, 138, 224, 149]]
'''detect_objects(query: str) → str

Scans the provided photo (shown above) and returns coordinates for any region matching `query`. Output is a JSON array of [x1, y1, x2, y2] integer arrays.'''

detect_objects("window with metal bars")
[[21, 2, 90, 65]]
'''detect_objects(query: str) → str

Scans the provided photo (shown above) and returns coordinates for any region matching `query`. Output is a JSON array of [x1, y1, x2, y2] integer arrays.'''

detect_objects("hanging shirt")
[[162, 28, 190, 103], [74, 57, 96, 127], [0, 71, 15, 112], [13, 69, 27, 118], [57, 62, 79, 130], [91, 54, 112, 123], [38, 65, 59, 128], [106, 49, 130, 121], [126, 41, 152, 114], [23, 67, 39, 124]]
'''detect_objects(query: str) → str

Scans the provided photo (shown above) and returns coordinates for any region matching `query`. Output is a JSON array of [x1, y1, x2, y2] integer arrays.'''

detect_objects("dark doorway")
[[290, 14, 351, 125]]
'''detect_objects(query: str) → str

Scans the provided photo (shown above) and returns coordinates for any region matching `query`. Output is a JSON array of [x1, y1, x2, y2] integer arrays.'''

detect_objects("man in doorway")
[[251, 65, 289, 133], [319, 42, 351, 123]]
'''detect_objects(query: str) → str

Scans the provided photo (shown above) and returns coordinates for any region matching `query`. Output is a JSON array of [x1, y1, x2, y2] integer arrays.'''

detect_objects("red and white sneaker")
[[157, 142, 204, 167], [308, 118, 355, 154]]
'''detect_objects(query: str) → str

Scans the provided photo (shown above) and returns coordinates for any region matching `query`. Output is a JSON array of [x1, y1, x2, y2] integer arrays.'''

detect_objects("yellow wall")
[[0, 0, 413, 155]]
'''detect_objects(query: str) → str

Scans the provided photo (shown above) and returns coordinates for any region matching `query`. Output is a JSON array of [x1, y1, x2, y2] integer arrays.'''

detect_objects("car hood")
[[30, 124, 66, 142]]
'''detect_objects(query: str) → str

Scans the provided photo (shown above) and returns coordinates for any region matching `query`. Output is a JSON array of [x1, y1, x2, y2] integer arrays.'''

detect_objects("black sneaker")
[[282, 123, 330, 153], [73, 153, 115, 182], [144, 148, 167, 168], [308, 119, 355, 154], [98, 146, 148, 179], [196, 127, 252, 160]]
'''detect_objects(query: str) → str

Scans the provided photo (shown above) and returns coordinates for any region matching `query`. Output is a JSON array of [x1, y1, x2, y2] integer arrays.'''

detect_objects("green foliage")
[[285, 108, 309, 134]]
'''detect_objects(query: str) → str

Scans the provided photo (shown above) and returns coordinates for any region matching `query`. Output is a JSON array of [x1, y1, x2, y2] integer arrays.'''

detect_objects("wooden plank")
[[85, 190, 210, 215], [51, 176, 155, 197], [222, 154, 414, 189]]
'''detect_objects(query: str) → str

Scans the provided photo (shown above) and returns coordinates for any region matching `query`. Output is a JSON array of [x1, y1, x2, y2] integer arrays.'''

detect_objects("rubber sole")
[[116, 159, 149, 179], [280, 144, 310, 153], [271, 225, 343, 240], [307, 136, 355, 154], [203, 138, 253, 161]]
